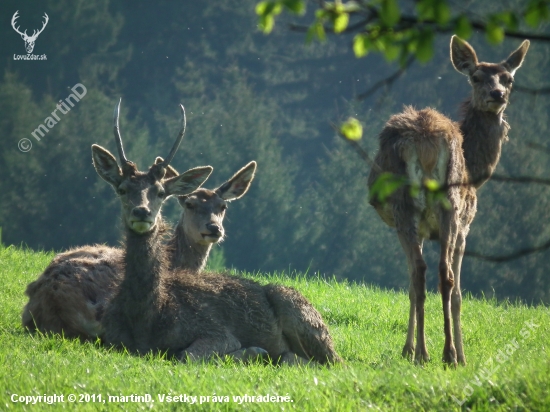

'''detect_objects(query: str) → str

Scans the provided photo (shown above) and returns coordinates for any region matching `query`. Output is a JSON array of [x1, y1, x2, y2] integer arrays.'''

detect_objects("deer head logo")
[[11, 11, 49, 54]]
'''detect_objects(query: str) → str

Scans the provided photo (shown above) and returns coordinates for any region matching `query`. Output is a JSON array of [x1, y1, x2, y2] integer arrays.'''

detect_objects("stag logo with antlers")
[[11, 10, 49, 55]]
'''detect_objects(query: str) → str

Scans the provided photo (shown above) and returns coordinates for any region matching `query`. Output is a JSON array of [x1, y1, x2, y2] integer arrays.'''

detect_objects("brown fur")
[[367, 36, 529, 366], [168, 161, 257, 272], [395, 106, 456, 174], [22, 245, 122, 338], [21, 164, 257, 340], [21, 104, 213, 341], [94, 145, 340, 365]]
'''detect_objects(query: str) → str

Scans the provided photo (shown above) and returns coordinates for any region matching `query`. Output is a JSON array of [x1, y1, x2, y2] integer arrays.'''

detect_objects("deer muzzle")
[[130, 207, 154, 233]]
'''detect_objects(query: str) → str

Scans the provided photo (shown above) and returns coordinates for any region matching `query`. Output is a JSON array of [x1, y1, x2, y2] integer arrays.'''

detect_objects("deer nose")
[[490, 90, 505, 100], [132, 207, 151, 220], [206, 223, 221, 236]]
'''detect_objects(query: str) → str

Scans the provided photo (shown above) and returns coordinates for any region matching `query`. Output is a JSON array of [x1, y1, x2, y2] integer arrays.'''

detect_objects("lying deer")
[[94, 101, 341, 365], [22, 106, 255, 340], [367, 36, 529, 366]]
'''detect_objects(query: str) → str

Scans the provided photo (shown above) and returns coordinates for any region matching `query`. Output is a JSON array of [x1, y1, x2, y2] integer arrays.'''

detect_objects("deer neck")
[[460, 98, 510, 189], [120, 220, 170, 307], [168, 223, 212, 272]]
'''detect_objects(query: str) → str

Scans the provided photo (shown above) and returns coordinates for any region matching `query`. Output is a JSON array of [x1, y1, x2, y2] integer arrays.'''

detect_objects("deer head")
[[159, 158, 257, 245], [92, 99, 213, 234], [11, 11, 49, 54], [451, 36, 530, 115]]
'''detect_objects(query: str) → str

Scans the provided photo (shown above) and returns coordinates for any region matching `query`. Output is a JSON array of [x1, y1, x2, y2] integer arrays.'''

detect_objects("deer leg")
[[226, 347, 270, 363], [402, 280, 416, 359], [451, 231, 467, 365], [438, 210, 458, 367], [397, 232, 428, 364], [278, 352, 310, 365], [179, 333, 241, 362], [401, 238, 422, 360]]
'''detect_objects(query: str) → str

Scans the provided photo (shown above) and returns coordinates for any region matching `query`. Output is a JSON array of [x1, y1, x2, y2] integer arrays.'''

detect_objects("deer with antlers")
[[22, 160, 257, 339], [22, 103, 256, 340], [367, 36, 529, 366], [11, 11, 49, 54], [93, 101, 340, 364]]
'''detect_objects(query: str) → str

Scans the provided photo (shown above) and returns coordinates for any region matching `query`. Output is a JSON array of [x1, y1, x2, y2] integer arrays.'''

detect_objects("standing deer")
[[367, 36, 529, 366], [94, 102, 341, 365]]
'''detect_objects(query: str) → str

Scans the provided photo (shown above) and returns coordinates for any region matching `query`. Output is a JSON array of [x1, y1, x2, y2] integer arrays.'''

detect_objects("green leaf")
[[383, 42, 400, 62], [256, 1, 270, 15], [259, 14, 275, 33], [434, 1, 451, 24], [524, 7, 541, 27], [486, 21, 504, 44], [440, 197, 452, 210], [369, 173, 407, 203], [423, 178, 440, 191], [340, 117, 363, 141], [255, 1, 282, 16], [282, 0, 306, 14], [306, 22, 326, 42], [493, 11, 519, 30], [353, 34, 370, 58], [409, 182, 420, 198], [416, 0, 434, 21], [417, 0, 450, 24], [256, 1, 282, 33], [415, 30, 434, 63], [524, 1, 548, 28], [334, 12, 349, 33], [455, 15, 472, 39], [380, 0, 401, 26]]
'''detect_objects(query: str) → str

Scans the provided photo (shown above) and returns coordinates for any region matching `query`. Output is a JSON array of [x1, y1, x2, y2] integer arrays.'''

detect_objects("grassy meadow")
[[1, 245, 549, 411]]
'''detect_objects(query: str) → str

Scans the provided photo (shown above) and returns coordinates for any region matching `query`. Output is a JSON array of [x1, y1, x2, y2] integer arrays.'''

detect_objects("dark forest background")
[[1, 0, 549, 303]]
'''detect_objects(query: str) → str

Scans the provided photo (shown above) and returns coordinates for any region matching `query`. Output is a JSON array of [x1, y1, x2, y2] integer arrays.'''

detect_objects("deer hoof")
[[414, 348, 430, 365], [230, 347, 269, 363], [402, 344, 415, 360], [442, 347, 458, 368]]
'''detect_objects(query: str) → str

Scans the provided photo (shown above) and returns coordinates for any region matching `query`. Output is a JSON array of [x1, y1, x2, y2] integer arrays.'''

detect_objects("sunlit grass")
[[1, 246, 549, 411]]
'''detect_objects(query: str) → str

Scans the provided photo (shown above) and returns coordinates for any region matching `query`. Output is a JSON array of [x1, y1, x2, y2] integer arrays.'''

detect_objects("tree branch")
[[356, 56, 415, 101], [513, 85, 550, 95], [464, 238, 550, 262]]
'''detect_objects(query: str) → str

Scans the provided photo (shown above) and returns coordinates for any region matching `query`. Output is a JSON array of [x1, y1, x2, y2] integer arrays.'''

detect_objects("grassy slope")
[[1, 246, 549, 411]]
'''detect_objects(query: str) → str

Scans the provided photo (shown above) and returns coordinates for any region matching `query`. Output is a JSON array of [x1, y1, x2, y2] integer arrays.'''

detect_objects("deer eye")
[[471, 76, 480, 83], [158, 191, 166, 198], [220, 204, 228, 212], [186, 203, 195, 210], [117, 188, 126, 196]]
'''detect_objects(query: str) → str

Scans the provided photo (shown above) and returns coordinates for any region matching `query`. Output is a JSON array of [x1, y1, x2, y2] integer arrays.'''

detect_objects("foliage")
[[256, 0, 550, 65], [0, 0, 549, 303], [1, 247, 549, 410]]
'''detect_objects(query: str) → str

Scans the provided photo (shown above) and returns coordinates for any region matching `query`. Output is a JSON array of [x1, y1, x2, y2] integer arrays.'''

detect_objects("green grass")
[[1, 246, 549, 411]]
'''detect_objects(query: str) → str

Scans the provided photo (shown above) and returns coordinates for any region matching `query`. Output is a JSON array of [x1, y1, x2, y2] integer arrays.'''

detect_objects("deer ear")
[[215, 161, 257, 201], [450, 35, 478, 76], [155, 156, 179, 179], [503, 40, 530, 75], [164, 166, 213, 197], [92, 144, 123, 187]]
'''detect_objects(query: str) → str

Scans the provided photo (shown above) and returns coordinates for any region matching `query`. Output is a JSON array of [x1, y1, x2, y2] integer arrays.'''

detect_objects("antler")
[[113, 99, 185, 170], [113, 98, 129, 165], [29, 13, 49, 40], [11, 11, 26, 37], [158, 104, 186, 168]]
